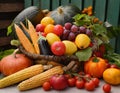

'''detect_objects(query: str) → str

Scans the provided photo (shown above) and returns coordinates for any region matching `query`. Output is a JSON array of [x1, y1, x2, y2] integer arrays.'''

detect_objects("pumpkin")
[[0, 49, 32, 76], [50, 4, 81, 25], [84, 57, 107, 78]]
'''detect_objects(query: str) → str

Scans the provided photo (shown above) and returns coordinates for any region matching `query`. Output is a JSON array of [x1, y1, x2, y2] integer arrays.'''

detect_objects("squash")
[[8, 6, 45, 39], [50, 4, 81, 26], [84, 57, 107, 78], [13, 6, 45, 26], [103, 68, 120, 85]]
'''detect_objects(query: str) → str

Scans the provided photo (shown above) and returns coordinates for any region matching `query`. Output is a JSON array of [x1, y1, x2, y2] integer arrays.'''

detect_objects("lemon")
[[46, 33, 61, 46], [62, 40, 77, 55], [40, 17, 54, 26], [75, 34, 91, 49]]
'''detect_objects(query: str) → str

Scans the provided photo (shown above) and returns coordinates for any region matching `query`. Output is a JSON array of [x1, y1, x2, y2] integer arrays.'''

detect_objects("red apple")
[[53, 24, 64, 36], [36, 24, 45, 32], [51, 41, 66, 56], [49, 74, 68, 90]]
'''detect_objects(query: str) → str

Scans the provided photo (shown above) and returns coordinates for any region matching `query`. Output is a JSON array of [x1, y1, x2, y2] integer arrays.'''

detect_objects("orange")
[[44, 24, 54, 34], [40, 17, 54, 26]]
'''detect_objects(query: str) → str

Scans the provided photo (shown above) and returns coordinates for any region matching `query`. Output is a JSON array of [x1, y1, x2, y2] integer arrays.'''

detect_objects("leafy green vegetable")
[[106, 26, 120, 39], [75, 47, 92, 61], [0, 49, 15, 60], [104, 53, 120, 67], [73, 14, 94, 26]]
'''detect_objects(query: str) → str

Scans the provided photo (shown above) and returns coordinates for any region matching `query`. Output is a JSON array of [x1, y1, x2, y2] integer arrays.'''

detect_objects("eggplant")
[[38, 36, 52, 55]]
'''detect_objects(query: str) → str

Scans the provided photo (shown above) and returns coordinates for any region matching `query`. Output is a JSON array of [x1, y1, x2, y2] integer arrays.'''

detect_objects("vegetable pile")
[[0, 4, 120, 92]]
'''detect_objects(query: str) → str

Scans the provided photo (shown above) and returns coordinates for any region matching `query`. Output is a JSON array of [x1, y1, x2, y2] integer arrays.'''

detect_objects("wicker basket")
[[19, 45, 79, 65], [19, 45, 84, 72]]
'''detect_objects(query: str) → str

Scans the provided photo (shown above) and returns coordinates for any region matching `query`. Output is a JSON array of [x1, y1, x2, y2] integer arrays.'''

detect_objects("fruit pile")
[[0, 5, 120, 93]]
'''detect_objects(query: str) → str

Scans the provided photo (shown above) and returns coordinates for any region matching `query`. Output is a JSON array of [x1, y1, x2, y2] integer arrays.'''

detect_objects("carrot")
[[14, 24, 36, 54], [27, 20, 40, 54]]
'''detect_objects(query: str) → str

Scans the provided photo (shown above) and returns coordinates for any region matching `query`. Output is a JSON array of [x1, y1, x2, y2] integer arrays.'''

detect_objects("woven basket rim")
[[19, 45, 78, 64]]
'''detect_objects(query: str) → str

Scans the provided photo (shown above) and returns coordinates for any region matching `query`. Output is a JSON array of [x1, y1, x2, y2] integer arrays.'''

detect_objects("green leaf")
[[0, 49, 15, 60], [92, 24, 110, 43], [107, 26, 120, 39], [92, 24, 107, 35], [73, 14, 86, 21], [75, 47, 92, 61], [7, 23, 13, 36], [73, 14, 92, 26], [104, 53, 120, 67]]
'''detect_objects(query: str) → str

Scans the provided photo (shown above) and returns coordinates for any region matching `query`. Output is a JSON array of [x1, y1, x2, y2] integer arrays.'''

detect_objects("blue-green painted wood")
[[106, 0, 120, 26], [106, 0, 120, 50], [60, 0, 70, 6], [24, 0, 32, 8], [33, 0, 41, 8], [71, 0, 83, 10], [40, 0, 50, 9], [94, 0, 106, 21], [51, 0, 60, 10], [83, 0, 93, 8]]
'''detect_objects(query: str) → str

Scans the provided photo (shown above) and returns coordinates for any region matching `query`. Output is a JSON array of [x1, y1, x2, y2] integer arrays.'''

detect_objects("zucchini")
[[38, 36, 52, 55]]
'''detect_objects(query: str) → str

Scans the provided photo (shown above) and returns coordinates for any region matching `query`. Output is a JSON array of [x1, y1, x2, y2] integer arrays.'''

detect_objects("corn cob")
[[27, 20, 40, 54], [0, 65, 44, 88], [18, 66, 64, 91], [14, 24, 36, 54]]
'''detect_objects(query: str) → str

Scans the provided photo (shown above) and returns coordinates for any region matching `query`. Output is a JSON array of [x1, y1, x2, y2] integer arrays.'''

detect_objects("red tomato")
[[51, 41, 66, 56], [68, 78, 76, 87], [53, 24, 64, 36], [103, 84, 111, 93], [42, 81, 51, 91], [75, 79, 85, 89], [92, 78, 100, 87], [36, 24, 45, 32], [64, 74, 71, 79], [84, 80, 95, 91], [41, 32, 47, 37], [110, 64, 118, 68]]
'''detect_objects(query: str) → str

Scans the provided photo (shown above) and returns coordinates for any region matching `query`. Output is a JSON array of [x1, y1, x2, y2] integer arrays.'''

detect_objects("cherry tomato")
[[92, 78, 100, 87], [64, 74, 71, 79], [85, 80, 95, 91], [74, 76, 79, 80], [42, 81, 51, 91], [75, 79, 85, 89], [103, 84, 111, 93], [110, 64, 118, 68], [68, 77, 76, 87]]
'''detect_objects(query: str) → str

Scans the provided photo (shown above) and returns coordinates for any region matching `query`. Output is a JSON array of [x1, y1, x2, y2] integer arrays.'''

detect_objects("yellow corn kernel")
[[0, 65, 44, 88], [18, 66, 64, 91]]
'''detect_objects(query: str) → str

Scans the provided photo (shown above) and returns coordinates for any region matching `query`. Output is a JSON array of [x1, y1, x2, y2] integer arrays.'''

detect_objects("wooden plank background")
[[0, 0, 24, 49]]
